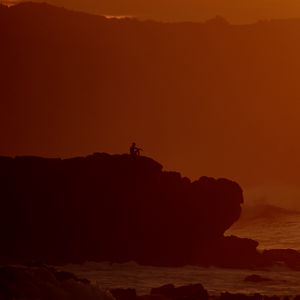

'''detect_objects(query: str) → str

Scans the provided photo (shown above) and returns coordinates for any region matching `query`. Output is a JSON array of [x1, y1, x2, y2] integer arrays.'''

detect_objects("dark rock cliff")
[[0, 153, 245, 266]]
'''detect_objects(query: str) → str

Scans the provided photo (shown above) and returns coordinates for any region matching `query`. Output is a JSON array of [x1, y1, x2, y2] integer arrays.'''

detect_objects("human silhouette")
[[130, 142, 142, 157]]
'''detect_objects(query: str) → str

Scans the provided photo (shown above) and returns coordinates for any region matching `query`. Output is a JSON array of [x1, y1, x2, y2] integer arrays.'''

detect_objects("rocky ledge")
[[0, 153, 300, 269], [0, 153, 245, 267]]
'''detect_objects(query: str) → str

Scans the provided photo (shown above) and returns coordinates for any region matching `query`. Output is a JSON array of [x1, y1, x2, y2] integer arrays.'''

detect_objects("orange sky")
[[3, 1, 300, 207], [10, 0, 300, 23]]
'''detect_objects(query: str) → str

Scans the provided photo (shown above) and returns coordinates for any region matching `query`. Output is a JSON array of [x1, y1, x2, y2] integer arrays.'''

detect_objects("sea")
[[62, 202, 300, 296]]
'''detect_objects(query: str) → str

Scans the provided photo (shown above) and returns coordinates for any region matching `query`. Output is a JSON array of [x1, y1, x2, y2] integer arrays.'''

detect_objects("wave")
[[227, 204, 300, 250], [239, 204, 300, 222]]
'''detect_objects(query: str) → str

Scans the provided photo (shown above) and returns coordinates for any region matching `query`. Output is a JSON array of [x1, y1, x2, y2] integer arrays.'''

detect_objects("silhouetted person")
[[130, 142, 142, 157]]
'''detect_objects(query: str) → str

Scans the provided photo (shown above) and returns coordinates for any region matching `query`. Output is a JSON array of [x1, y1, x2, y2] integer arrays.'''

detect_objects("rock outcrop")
[[262, 249, 300, 270], [110, 289, 137, 300], [0, 265, 113, 300], [220, 293, 263, 300], [0, 153, 246, 267], [244, 275, 272, 283], [151, 283, 209, 300]]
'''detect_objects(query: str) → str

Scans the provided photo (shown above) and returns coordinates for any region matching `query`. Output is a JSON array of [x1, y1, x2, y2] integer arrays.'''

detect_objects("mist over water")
[[227, 185, 300, 250], [62, 186, 300, 296], [244, 185, 300, 210]]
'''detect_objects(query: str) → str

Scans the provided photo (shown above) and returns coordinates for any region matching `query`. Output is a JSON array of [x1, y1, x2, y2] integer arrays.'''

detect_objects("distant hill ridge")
[[4, 2, 300, 25]]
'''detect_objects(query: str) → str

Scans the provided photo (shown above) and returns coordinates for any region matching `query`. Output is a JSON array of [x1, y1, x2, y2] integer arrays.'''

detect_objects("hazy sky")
[[7, 0, 300, 23], [4, 0, 300, 206]]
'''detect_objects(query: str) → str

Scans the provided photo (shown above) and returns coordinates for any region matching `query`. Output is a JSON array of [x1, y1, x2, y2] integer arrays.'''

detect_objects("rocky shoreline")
[[1, 153, 300, 269], [1, 265, 299, 300], [0, 153, 244, 267]]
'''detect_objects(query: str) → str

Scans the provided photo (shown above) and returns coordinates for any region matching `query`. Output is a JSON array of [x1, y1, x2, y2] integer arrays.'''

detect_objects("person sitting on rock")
[[130, 142, 142, 157]]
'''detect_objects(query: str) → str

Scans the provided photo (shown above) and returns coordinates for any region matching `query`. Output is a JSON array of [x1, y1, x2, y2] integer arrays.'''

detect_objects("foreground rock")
[[0, 153, 249, 267], [1, 271, 299, 300], [110, 288, 137, 300], [244, 275, 272, 283], [262, 249, 300, 270], [0, 265, 114, 300], [151, 283, 209, 300], [220, 292, 263, 300]]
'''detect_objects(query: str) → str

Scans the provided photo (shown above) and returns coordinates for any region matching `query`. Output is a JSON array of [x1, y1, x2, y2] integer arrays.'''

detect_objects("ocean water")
[[62, 205, 300, 296], [63, 262, 300, 296], [227, 204, 300, 251]]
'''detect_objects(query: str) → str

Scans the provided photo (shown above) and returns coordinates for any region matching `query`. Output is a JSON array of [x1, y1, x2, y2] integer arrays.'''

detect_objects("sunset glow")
[[2, 1, 300, 298], [4, 0, 300, 23]]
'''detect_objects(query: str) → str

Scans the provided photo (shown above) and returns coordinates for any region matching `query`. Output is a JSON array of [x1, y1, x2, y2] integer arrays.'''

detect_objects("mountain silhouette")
[[13, 0, 300, 24]]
